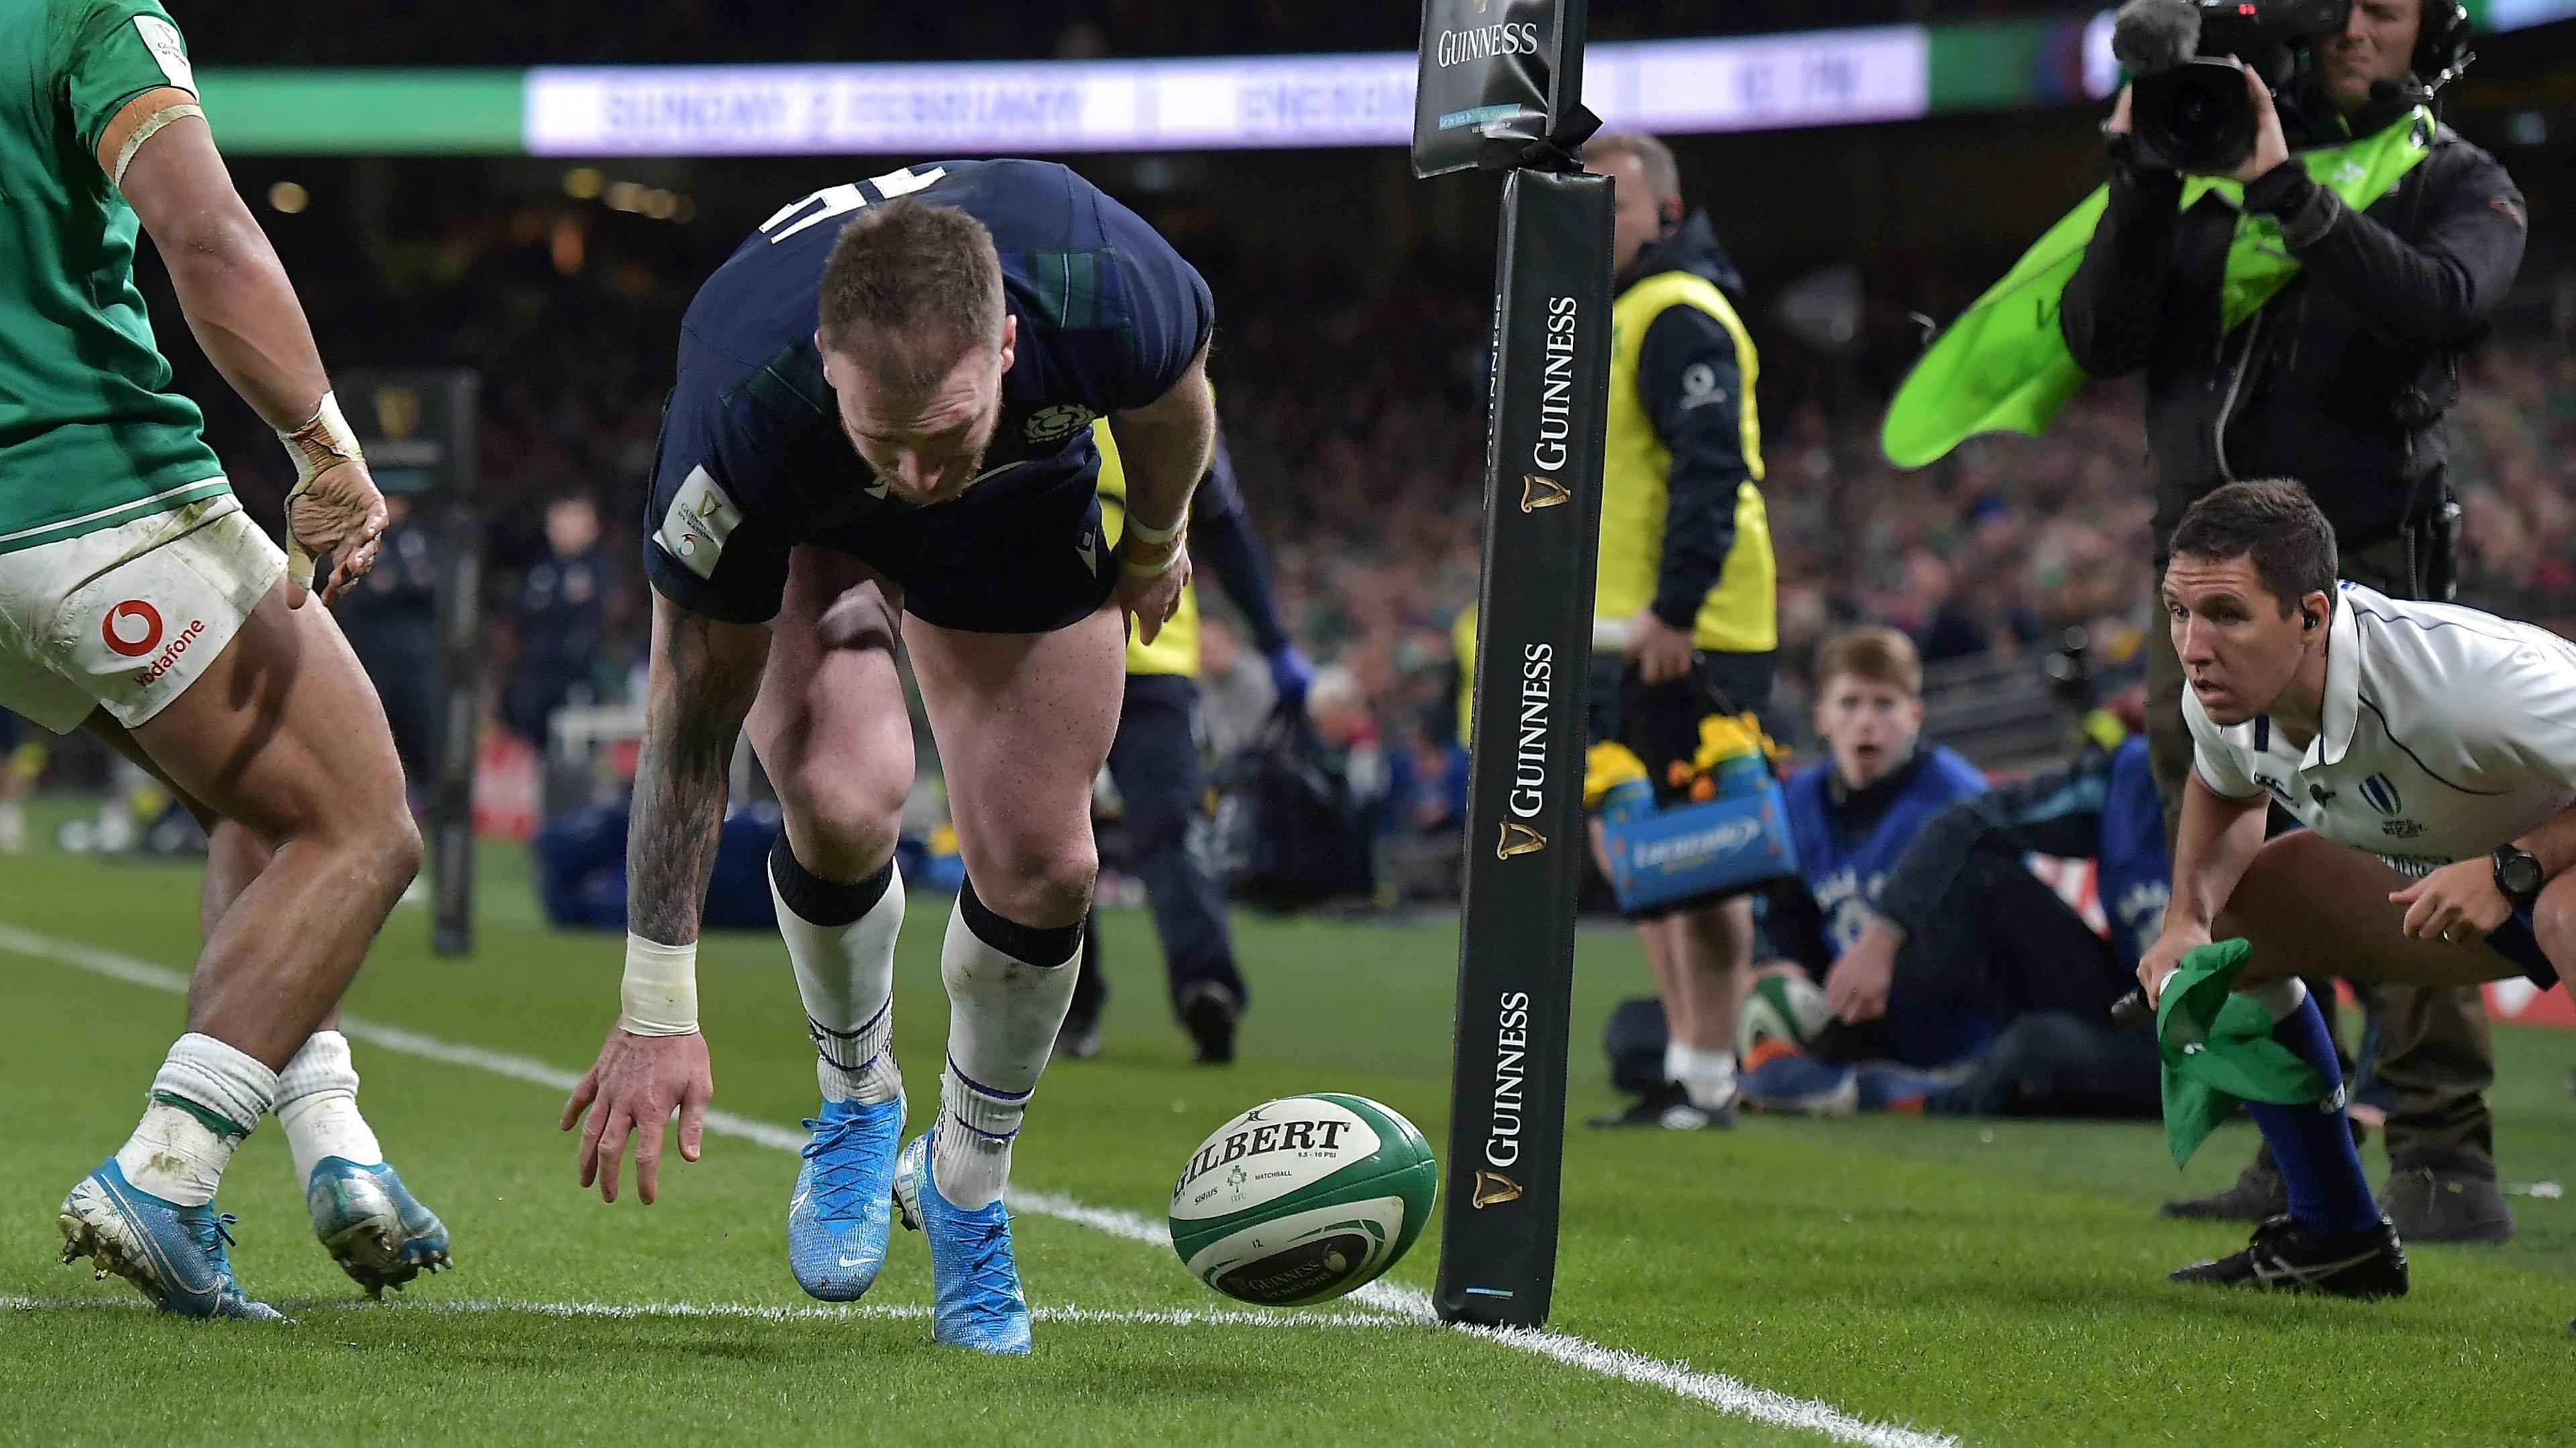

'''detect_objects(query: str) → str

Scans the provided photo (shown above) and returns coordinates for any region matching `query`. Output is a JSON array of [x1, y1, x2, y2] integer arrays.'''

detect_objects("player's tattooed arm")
[[627, 596, 771, 946]]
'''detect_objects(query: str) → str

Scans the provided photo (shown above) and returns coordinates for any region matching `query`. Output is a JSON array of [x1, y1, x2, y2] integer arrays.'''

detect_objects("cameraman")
[[2063, 0, 2526, 1242]]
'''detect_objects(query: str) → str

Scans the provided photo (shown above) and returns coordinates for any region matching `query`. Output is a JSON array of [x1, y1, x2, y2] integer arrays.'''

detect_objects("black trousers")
[[342, 626, 437, 789], [1069, 673, 1247, 1025], [2143, 537, 2498, 1175], [1813, 849, 2139, 1070]]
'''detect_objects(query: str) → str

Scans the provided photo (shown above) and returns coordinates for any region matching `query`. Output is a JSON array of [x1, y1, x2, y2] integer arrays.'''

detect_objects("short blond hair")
[[1585, 131, 1680, 207], [1815, 626, 1921, 699]]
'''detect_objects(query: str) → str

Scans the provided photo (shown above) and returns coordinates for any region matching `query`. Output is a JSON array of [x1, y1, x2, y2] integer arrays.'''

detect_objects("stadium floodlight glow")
[[521, 30, 1929, 158]]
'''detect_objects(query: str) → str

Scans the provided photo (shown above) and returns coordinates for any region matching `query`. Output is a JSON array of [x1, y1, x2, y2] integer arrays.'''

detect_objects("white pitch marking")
[[0, 1294, 1407, 1329], [0, 923, 1960, 1448]]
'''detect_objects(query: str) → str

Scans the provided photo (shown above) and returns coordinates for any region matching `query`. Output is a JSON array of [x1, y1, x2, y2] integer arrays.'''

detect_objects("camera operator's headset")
[[2412, 2, 2476, 99]]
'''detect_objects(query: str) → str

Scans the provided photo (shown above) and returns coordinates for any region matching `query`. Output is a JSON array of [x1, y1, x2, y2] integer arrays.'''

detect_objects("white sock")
[[2245, 977, 2309, 1023], [932, 881, 1081, 1211], [1662, 1037, 1688, 1085], [1672, 1044, 1738, 1112], [770, 844, 906, 1106], [114, 1034, 276, 1207], [275, 1030, 383, 1186]]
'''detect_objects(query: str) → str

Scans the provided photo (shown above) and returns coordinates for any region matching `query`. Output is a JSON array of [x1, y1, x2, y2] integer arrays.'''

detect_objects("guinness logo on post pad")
[[1519, 474, 1569, 512]]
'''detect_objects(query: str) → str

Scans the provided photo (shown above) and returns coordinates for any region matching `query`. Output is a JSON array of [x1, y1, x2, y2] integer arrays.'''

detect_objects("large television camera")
[[2112, 0, 2351, 173]]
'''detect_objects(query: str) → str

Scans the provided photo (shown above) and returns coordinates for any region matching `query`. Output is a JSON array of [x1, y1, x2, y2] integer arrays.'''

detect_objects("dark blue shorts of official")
[[1585, 649, 1777, 798], [2484, 910, 2562, 991]]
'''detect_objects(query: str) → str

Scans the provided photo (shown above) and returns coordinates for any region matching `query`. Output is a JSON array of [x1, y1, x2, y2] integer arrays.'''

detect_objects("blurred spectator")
[[1305, 663, 1387, 817], [333, 493, 443, 787], [1195, 616, 1277, 763], [503, 494, 612, 747], [1382, 711, 1470, 836]]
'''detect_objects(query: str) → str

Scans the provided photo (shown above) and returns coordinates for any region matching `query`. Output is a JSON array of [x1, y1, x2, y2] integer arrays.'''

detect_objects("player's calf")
[[892, 875, 1082, 1353]]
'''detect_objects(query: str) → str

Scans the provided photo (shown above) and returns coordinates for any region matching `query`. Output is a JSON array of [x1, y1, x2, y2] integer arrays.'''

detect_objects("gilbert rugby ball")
[[1169, 1093, 1436, 1306]]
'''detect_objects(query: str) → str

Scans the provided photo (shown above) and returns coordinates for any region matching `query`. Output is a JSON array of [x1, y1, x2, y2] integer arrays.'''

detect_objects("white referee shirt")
[[2184, 582, 2576, 873]]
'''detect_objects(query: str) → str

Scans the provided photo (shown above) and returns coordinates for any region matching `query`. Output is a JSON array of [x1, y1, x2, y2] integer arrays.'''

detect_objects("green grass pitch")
[[2, 805, 2571, 1446]]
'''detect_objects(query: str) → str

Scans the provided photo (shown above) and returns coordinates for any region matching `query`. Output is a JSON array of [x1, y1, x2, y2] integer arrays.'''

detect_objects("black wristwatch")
[[2492, 846, 2545, 913]]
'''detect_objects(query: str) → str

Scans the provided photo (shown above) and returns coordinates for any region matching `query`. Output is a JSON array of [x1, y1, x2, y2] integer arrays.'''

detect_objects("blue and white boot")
[[788, 1094, 905, 1301], [58, 1159, 280, 1321], [892, 1129, 1031, 1354], [307, 1158, 453, 1296]]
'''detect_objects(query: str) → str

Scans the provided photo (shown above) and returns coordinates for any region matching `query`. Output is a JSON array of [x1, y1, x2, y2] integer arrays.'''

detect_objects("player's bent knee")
[[771, 763, 907, 870], [2530, 885, 2576, 970], [364, 807, 426, 899], [975, 838, 1098, 926]]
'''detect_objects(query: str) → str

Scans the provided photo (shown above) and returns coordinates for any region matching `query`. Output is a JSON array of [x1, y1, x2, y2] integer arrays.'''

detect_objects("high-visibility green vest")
[[1095, 419, 1199, 677], [1599, 271, 1776, 654]]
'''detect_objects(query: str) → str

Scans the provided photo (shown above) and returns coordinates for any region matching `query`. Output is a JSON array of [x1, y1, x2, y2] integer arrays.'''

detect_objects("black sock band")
[[958, 874, 1082, 967], [768, 834, 896, 928]]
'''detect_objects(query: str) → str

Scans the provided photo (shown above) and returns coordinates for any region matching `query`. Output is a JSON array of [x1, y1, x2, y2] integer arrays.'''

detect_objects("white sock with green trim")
[[113, 1034, 276, 1207]]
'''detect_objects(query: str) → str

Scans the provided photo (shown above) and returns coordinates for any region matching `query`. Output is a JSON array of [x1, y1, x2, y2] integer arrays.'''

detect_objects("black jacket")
[[1619, 211, 1761, 632], [2060, 93, 2526, 557]]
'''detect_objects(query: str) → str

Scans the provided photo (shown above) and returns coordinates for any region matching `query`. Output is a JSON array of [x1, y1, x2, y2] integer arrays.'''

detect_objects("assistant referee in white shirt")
[[2137, 480, 2574, 1299]]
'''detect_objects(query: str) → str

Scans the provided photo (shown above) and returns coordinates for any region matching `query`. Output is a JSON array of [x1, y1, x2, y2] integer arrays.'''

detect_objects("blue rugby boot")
[[308, 1158, 453, 1296], [892, 1129, 1031, 1354], [788, 1093, 905, 1301], [58, 1160, 281, 1321]]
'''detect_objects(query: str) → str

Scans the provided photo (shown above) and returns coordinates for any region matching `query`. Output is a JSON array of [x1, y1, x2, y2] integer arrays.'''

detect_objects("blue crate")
[[1599, 781, 1801, 915]]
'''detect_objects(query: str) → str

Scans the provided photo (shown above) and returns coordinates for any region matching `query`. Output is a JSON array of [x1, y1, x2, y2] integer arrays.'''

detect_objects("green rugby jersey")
[[0, 0, 225, 557]]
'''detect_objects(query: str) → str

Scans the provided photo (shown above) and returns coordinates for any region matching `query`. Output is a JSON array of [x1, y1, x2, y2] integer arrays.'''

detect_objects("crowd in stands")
[[153, 178, 2575, 840], [171, 1, 2077, 66]]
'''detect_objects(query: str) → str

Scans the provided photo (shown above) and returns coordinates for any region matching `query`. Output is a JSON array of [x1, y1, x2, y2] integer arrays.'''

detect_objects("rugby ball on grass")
[[1738, 970, 1833, 1059], [1169, 1093, 1436, 1306]]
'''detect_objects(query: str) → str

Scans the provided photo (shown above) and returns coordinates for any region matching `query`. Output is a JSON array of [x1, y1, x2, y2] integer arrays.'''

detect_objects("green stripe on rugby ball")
[[1168, 1093, 1436, 1304]]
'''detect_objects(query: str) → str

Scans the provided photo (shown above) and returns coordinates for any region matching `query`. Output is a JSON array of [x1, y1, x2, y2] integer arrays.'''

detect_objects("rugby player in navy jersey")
[[559, 161, 1216, 1354]]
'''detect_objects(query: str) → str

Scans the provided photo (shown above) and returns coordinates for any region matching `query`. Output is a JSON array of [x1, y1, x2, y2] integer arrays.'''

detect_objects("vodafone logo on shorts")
[[101, 598, 209, 688], [101, 600, 164, 657]]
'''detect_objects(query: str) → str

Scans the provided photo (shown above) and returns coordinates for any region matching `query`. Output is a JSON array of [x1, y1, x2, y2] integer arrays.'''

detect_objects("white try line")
[[0, 1293, 1408, 1329], [0, 922, 1958, 1448]]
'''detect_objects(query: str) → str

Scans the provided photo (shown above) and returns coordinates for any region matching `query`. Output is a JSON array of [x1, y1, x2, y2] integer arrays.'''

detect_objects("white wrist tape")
[[1124, 512, 1183, 547], [1122, 541, 1184, 578], [619, 934, 702, 1036], [276, 392, 364, 590], [278, 391, 363, 488]]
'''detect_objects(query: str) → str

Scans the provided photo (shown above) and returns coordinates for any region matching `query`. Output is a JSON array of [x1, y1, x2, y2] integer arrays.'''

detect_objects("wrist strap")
[[1122, 541, 1183, 578], [278, 391, 364, 486], [1124, 512, 1183, 547], [619, 934, 702, 1036]]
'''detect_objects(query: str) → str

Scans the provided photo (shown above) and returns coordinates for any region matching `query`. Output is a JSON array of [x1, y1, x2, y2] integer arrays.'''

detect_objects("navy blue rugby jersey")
[[645, 159, 1214, 624]]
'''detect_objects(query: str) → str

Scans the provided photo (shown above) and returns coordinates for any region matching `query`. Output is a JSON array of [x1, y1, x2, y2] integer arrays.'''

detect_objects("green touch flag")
[[1880, 108, 2436, 469], [2156, 938, 2330, 1170]]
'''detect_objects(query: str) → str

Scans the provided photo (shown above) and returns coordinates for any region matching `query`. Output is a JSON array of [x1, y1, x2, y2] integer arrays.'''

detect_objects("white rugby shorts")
[[0, 493, 285, 733]]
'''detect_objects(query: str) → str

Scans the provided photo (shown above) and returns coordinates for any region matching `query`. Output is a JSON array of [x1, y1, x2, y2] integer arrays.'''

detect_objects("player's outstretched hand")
[[1118, 539, 1193, 645], [284, 456, 390, 608], [561, 1026, 713, 1205]]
